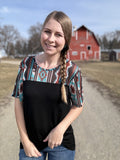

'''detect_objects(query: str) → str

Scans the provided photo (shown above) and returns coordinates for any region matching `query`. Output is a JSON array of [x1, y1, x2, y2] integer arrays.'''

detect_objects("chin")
[[44, 50, 60, 56]]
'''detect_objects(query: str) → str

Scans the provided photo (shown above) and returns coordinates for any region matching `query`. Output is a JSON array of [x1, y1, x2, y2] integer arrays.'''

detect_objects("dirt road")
[[0, 96, 19, 160], [0, 77, 120, 160]]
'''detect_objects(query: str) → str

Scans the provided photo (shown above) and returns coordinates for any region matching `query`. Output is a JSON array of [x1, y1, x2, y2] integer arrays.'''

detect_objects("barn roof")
[[76, 25, 91, 32], [101, 49, 120, 53], [75, 25, 100, 46]]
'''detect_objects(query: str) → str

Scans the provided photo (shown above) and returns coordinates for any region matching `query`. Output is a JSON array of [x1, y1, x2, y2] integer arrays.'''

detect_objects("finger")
[[43, 136, 48, 142], [54, 143, 59, 147], [35, 149, 42, 157], [29, 152, 39, 158], [48, 142, 54, 149], [34, 146, 42, 156], [31, 151, 41, 157], [49, 145, 54, 149]]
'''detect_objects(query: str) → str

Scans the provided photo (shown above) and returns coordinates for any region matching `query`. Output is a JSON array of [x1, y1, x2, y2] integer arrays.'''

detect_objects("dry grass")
[[0, 62, 19, 101], [75, 61, 120, 97]]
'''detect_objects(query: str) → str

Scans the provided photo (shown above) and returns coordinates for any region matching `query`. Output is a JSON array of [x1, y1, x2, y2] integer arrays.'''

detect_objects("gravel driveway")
[[0, 77, 120, 160]]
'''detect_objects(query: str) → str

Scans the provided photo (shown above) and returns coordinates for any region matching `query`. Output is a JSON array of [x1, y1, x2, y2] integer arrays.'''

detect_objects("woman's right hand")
[[22, 140, 41, 158]]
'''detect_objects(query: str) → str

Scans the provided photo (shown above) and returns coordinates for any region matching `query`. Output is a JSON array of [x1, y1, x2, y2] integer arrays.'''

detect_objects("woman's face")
[[41, 18, 65, 56]]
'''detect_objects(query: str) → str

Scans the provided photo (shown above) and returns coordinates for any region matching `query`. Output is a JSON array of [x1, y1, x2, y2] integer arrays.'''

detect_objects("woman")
[[12, 11, 83, 160]]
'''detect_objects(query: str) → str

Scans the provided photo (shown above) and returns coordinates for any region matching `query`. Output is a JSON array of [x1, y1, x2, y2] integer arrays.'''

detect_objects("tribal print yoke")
[[12, 55, 83, 107]]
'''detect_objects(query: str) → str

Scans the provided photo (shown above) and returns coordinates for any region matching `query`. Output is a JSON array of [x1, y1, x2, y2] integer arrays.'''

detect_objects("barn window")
[[87, 45, 91, 50], [72, 51, 78, 55], [80, 44, 84, 47]]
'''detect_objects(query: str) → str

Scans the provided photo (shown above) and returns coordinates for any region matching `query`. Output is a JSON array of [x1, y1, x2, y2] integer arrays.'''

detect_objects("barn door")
[[80, 51, 86, 60], [94, 51, 99, 60]]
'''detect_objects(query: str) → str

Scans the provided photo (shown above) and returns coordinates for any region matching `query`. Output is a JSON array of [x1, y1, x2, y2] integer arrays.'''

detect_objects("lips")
[[45, 43, 56, 49]]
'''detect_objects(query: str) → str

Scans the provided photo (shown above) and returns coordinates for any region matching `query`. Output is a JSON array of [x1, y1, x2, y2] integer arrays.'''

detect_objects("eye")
[[44, 30, 51, 34], [56, 34, 62, 37], [56, 33, 64, 37]]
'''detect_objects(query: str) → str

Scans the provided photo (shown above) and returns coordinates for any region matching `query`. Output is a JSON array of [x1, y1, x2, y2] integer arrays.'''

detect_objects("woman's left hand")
[[43, 126, 64, 149]]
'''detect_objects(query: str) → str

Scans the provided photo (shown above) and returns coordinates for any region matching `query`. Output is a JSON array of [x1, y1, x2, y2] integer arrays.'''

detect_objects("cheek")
[[59, 39, 65, 49], [56, 36, 65, 45], [40, 33, 47, 47], [41, 33, 47, 41]]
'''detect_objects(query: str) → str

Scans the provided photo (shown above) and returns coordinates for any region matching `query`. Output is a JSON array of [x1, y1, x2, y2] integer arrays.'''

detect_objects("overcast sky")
[[0, 0, 120, 38]]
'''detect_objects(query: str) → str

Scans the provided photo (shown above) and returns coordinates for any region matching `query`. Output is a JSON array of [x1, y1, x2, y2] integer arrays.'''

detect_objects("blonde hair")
[[42, 11, 72, 103]]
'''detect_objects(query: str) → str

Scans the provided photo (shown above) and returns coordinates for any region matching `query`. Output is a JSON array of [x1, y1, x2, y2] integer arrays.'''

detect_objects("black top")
[[21, 80, 75, 151]]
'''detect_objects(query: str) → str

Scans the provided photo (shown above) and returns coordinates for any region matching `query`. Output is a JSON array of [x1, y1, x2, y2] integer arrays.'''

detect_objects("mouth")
[[45, 43, 56, 49]]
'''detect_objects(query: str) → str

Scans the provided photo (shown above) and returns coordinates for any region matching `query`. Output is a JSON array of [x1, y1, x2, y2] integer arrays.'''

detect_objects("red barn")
[[68, 25, 101, 61]]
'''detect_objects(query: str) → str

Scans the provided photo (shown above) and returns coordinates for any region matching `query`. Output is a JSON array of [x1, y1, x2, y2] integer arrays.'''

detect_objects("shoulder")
[[66, 59, 81, 82], [66, 59, 80, 74], [20, 55, 35, 69]]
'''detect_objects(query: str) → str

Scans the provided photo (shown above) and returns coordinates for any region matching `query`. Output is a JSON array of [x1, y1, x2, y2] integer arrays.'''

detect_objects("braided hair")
[[60, 45, 69, 103], [42, 11, 72, 103]]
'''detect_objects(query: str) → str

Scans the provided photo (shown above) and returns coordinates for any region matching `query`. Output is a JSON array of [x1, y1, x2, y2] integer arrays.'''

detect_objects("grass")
[[75, 61, 120, 97], [0, 62, 19, 101]]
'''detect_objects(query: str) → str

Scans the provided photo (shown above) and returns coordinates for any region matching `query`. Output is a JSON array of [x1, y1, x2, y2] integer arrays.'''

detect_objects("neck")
[[37, 52, 61, 69]]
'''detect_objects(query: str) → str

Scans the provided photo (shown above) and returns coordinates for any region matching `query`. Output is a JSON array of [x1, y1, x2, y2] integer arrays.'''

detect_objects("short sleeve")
[[12, 60, 25, 102], [69, 68, 83, 107]]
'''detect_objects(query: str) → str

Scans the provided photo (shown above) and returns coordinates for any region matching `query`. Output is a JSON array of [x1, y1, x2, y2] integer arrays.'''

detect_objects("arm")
[[57, 105, 83, 132], [43, 105, 83, 149], [15, 98, 41, 157]]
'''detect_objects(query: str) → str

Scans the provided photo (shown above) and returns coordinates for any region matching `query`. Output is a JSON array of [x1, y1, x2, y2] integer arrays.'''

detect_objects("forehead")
[[44, 18, 64, 33]]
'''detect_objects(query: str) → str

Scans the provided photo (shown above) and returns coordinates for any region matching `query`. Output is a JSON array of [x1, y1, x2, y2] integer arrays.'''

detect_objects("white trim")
[[67, 52, 70, 59], [80, 44, 84, 47], [76, 31, 78, 40], [99, 46, 101, 60], [116, 52, 120, 60], [94, 51, 100, 60], [94, 51, 97, 59], [86, 30, 89, 40], [80, 51, 86, 60]]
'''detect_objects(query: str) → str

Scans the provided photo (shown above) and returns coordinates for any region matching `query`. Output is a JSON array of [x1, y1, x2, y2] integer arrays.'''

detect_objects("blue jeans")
[[19, 145, 75, 160]]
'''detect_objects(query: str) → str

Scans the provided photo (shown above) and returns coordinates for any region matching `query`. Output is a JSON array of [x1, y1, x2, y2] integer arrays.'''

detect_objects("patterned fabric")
[[12, 55, 83, 107]]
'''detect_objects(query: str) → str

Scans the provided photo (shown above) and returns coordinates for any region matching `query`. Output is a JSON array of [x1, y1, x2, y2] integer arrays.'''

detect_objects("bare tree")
[[9, 43, 15, 56], [15, 38, 28, 56], [28, 22, 43, 54], [0, 25, 20, 56], [97, 30, 120, 49]]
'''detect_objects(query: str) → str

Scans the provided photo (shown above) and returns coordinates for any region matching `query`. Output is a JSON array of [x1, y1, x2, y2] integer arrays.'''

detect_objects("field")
[[75, 61, 120, 97], [0, 59, 120, 102], [0, 61, 19, 101]]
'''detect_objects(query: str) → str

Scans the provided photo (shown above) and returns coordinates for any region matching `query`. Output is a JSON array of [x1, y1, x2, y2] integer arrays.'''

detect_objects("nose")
[[48, 33, 55, 42]]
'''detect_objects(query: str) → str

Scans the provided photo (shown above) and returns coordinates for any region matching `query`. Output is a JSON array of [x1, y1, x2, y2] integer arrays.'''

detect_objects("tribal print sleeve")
[[67, 62, 83, 107], [12, 58, 26, 102]]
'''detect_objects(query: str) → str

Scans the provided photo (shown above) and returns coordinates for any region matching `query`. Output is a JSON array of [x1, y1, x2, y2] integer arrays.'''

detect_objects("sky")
[[0, 0, 120, 39]]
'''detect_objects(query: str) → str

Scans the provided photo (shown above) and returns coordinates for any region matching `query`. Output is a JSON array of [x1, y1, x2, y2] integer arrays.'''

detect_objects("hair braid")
[[60, 53, 67, 104]]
